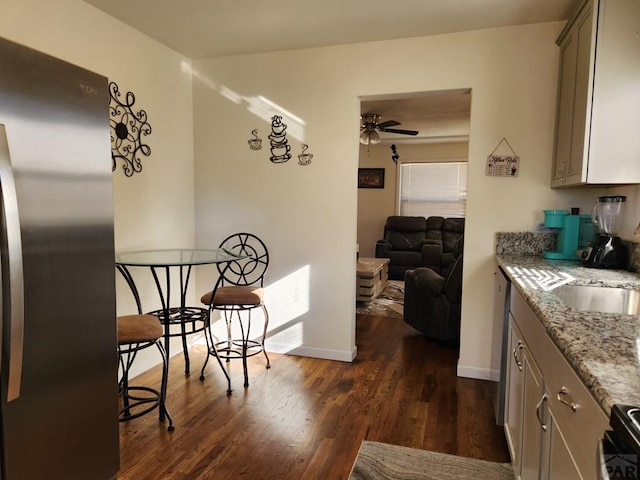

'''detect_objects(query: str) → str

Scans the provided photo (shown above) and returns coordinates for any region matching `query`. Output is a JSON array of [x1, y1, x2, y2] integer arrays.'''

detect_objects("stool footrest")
[[212, 339, 264, 360], [119, 385, 161, 422]]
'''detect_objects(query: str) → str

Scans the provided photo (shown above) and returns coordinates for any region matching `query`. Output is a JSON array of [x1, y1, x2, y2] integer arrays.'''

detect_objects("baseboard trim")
[[457, 364, 500, 382], [284, 345, 357, 362]]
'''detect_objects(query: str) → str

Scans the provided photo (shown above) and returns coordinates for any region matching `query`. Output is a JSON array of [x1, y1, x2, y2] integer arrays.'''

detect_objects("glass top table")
[[115, 248, 245, 267], [115, 248, 246, 381]]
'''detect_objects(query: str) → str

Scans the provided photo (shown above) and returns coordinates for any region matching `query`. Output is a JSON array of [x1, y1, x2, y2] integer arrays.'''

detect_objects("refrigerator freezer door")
[[0, 38, 119, 479]]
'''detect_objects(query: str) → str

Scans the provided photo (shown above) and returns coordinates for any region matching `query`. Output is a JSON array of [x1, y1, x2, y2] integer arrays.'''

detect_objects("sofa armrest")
[[375, 239, 392, 258], [406, 267, 445, 296], [441, 252, 455, 270]]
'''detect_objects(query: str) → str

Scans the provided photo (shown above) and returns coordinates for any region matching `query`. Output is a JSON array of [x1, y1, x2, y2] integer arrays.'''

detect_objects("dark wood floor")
[[117, 315, 510, 479]]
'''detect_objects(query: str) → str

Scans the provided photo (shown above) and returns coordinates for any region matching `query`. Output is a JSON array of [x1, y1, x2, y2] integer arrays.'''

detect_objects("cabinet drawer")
[[545, 339, 608, 480], [510, 289, 547, 364]]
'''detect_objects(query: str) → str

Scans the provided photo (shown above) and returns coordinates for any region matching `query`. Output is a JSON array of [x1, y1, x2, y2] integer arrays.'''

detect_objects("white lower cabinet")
[[521, 347, 543, 480], [505, 288, 608, 480], [543, 405, 582, 480], [504, 316, 524, 476]]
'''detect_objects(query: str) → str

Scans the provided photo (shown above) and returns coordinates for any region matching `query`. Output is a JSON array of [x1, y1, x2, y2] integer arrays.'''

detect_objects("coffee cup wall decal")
[[298, 144, 313, 166], [268, 115, 291, 163], [246, 119, 315, 167], [247, 129, 262, 150]]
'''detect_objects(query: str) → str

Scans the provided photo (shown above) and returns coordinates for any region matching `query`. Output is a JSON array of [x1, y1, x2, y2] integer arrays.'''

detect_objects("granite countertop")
[[495, 254, 640, 417]]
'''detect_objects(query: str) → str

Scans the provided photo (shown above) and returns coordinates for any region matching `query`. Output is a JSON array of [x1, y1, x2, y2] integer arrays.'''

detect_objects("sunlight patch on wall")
[[206, 265, 311, 351], [219, 85, 242, 104], [185, 63, 218, 92], [245, 94, 306, 142], [261, 264, 311, 352], [189, 67, 307, 142], [266, 264, 311, 325]]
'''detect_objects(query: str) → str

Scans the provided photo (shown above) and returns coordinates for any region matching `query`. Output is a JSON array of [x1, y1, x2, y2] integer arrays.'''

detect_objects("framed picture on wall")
[[358, 168, 385, 189]]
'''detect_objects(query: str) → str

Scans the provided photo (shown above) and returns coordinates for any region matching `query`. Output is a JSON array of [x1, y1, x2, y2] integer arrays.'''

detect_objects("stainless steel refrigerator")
[[0, 37, 120, 479]]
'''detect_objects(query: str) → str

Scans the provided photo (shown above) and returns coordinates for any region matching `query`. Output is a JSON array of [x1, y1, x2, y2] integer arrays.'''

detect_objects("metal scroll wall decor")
[[109, 81, 152, 177]]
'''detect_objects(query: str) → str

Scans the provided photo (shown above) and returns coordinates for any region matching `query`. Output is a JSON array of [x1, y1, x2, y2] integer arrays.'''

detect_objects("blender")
[[584, 195, 628, 269]]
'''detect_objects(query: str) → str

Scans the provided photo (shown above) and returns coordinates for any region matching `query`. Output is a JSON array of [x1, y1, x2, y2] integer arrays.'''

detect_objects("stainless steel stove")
[[600, 405, 640, 479]]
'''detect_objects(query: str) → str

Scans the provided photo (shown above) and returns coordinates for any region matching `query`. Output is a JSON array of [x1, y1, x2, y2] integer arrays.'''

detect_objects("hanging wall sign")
[[486, 137, 519, 177]]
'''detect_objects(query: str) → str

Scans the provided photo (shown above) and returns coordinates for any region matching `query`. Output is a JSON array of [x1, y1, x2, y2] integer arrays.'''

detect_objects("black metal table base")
[[117, 263, 208, 377], [146, 306, 208, 375]]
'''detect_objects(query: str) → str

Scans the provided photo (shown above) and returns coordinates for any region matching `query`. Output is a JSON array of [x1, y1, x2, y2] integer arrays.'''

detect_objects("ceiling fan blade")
[[376, 120, 401, 128], [379, 127, 419, 136]]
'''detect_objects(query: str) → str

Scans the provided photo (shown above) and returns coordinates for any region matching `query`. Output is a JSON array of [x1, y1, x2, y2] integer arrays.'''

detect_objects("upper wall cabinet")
[[551, 0, 640, 188]]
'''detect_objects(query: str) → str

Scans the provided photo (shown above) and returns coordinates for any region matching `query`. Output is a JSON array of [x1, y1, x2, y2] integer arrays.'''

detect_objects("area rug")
[[356, 281, 404, 318], [349, 441, 514, 480]]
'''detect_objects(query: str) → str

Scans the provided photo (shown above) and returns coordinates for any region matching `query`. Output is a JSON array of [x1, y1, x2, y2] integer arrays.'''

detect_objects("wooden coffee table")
[[356, 257, 390, 302]]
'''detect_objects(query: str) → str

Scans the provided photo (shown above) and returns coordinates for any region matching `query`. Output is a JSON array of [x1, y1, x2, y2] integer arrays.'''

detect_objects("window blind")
[[399, 162, 467, 218]]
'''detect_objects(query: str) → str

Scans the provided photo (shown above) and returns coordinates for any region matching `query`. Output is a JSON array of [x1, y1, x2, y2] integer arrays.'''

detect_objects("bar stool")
[[118, 314, 174, 431], [199, 233, 271, 392]]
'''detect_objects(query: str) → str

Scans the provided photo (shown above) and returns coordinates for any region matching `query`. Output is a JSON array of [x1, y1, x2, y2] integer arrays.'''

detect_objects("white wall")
[[192, 22, 607, 375], [1, 0, 196, 375]]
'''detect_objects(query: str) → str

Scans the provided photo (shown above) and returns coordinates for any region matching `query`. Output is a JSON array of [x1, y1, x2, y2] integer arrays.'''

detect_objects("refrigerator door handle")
[[0, 124, 25, 402]]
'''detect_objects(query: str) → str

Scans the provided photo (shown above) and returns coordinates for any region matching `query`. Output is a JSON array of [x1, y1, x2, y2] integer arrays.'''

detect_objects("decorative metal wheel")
[[109, 81, 151, 177]]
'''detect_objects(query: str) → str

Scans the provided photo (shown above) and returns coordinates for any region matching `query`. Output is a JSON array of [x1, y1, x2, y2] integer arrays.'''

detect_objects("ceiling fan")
[[359, 113, 419, 145]]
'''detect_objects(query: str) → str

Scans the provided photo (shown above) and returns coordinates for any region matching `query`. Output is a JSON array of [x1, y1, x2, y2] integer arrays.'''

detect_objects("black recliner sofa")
[[403, 237, 464, 343], [375, 215, 464, 281]]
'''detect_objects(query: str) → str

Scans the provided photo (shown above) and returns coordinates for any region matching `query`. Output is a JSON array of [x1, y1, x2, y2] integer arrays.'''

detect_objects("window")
[[399, 162, 467, 217]]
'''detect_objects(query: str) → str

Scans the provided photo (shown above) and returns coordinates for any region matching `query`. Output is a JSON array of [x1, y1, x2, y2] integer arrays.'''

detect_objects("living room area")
[[356, 91, 470, 344], [356, 91, 470, 261]]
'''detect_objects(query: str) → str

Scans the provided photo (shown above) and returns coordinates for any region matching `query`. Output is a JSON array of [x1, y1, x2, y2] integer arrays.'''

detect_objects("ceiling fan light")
[[359, 129, 381, 145]]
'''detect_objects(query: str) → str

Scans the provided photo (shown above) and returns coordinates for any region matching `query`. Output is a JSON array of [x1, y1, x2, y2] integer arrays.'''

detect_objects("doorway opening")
[[355, 88, 471, 337]]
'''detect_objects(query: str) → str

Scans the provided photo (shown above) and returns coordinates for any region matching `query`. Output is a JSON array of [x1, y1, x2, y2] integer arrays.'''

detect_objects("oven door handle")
[[597, 438, 611, 480]]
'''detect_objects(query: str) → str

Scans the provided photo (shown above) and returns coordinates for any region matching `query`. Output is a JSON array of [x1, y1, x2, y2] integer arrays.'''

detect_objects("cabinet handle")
[[556, 386, 578, 412], [559, 162, 567, 183], [536, 393, 548, 431], [512, 341, 523, 371]]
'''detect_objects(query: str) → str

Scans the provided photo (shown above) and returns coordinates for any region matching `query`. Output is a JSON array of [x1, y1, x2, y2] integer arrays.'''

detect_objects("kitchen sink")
[[552, 284, 640, 315]]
